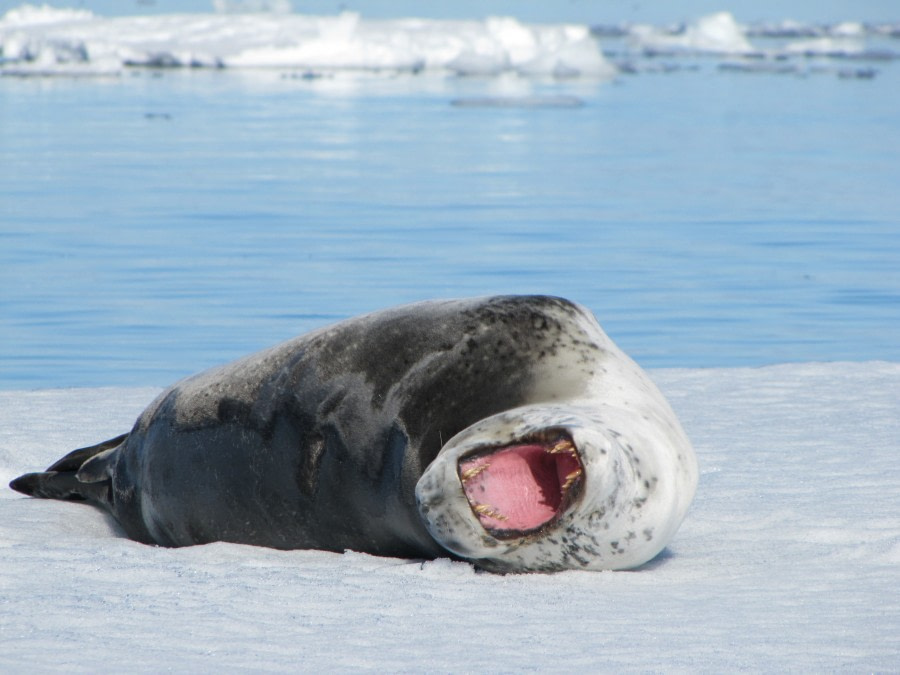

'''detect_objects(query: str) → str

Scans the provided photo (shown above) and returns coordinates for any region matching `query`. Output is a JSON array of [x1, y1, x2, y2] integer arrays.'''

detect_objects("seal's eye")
[[458, 436, 583, 537]]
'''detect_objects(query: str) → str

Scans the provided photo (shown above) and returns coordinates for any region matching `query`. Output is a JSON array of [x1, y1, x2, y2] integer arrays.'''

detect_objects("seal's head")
[[415, 403, 694, 573]]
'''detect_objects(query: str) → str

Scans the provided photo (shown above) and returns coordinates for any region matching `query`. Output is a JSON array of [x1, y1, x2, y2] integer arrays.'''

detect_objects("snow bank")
[[1, 363, 898, 670]]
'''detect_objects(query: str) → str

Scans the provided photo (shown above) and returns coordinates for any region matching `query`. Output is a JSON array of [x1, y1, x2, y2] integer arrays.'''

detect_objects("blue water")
[[2, 61, 899, 388]]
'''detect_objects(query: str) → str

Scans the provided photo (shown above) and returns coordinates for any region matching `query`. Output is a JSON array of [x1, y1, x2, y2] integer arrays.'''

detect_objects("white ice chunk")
[[784, 36, 866, 56], [632, 11, 755, 55]]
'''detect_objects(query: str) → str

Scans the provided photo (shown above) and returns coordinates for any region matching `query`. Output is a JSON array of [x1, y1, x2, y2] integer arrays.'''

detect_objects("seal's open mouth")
[[458, 434, 583, 537]]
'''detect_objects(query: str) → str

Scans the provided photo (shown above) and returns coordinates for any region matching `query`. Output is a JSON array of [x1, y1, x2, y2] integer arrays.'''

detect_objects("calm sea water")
[[2, 60, 899, 388]]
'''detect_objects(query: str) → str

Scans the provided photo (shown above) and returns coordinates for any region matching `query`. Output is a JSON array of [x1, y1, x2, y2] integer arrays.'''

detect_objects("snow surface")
[[2, 363, 898, 671]]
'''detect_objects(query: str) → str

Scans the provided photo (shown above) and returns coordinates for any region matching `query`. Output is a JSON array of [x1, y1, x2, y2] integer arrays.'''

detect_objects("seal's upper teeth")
[[548, 439, 575, 455]]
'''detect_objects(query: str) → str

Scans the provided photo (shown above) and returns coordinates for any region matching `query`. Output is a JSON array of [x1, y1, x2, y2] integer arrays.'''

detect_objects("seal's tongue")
[[458, 440, 582, 533]]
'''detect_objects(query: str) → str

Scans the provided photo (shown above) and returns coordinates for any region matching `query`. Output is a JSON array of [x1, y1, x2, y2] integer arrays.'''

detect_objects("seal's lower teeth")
[[562, 469, 583, 491], [460, 463, 489, 482], [473, 503, 508, 521]]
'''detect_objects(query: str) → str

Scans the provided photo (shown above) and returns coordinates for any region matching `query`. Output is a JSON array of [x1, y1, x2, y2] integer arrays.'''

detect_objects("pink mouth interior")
[[458, 442, 582, 534]]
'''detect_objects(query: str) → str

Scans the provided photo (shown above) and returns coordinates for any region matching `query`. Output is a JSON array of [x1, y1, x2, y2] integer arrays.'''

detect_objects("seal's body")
[[11, 296, 697, 572]]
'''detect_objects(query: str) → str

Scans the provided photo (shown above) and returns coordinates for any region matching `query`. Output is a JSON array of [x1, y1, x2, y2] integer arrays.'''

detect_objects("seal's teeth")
[[473, 503, 508, 521], [548, 439, 575, 455], [562, 469, 583, 492], [460, 463, 489, 482]]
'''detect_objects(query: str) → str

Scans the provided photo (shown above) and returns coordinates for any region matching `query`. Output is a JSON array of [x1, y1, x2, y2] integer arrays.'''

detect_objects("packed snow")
[[2, 363, 898, 670]]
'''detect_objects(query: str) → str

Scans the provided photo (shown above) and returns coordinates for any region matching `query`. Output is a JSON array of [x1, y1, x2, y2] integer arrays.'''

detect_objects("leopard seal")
[[10, 295, 697, 573]]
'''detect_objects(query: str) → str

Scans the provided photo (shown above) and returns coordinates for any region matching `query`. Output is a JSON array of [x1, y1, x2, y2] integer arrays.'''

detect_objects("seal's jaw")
[[457, 435, 583, 536], [415, 403, 632, 572]]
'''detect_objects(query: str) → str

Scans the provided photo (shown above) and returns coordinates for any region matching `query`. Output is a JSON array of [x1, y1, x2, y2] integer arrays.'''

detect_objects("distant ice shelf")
[[3, 5, 898, 79], [0, 4, 614, 77]]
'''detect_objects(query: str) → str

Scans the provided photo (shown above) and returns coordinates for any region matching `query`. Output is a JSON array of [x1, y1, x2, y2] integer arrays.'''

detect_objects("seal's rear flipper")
[[9, 433, 128, 504]]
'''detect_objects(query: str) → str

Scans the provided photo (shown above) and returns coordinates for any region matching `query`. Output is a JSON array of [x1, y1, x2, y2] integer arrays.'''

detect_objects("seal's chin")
[[457, 434, 583, 538]]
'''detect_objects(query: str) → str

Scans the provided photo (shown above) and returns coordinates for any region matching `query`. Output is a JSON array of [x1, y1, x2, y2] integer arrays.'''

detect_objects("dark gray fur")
[[11, 296, 595, 560]]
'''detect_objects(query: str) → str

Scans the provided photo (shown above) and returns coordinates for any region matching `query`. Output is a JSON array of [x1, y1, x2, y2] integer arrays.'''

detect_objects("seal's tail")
[[9, 433, 128, 505]]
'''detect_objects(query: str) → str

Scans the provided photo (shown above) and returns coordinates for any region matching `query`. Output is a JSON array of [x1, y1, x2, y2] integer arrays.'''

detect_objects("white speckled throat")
[[415, 395, 697, 573]]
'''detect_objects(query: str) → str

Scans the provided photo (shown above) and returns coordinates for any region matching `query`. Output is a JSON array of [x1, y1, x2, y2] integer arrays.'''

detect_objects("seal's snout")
[[458, 435, 583, 536]]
